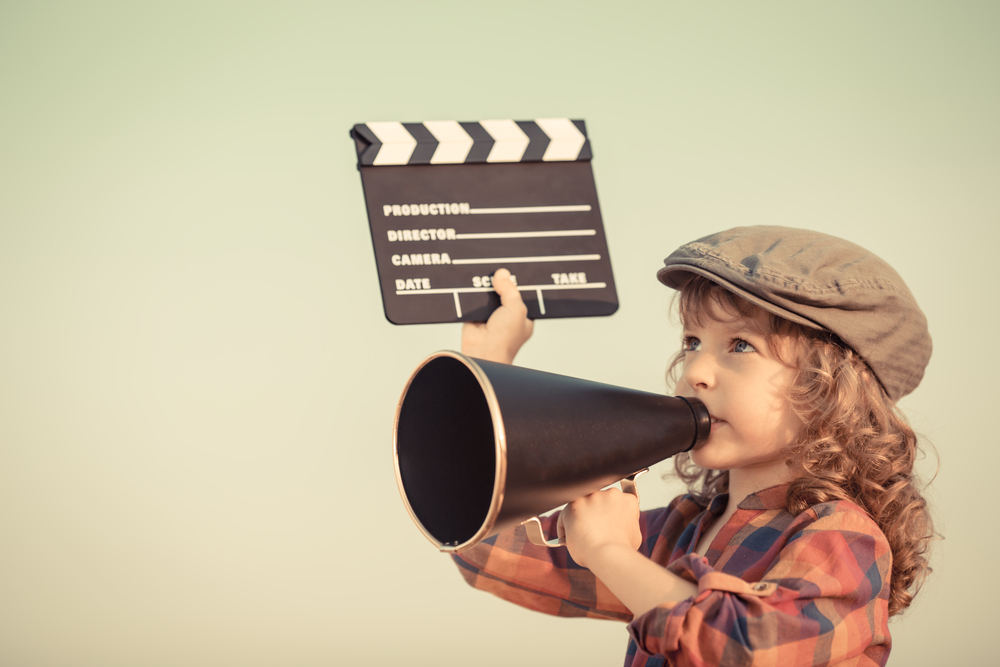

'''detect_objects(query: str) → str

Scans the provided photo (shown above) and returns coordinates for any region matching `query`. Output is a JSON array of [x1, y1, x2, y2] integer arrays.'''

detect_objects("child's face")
[[676, 303, 801, 476]]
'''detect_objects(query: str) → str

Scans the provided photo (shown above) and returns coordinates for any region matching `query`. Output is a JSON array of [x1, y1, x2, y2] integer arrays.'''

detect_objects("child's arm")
[[460, 268, 534, 364], [459, 270, 697, 617], [452, 510, 634, 623], [558, 488, 698, 617]]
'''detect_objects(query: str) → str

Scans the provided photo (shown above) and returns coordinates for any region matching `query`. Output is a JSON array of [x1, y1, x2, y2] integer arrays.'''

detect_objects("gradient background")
[[1, 2, 996, 665]]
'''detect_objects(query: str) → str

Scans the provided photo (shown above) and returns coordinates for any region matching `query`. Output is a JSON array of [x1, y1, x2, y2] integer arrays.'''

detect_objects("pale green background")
[[1, 2, 996, 665]]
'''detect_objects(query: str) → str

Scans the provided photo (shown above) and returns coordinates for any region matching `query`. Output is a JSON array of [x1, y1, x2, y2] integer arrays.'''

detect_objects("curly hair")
[[666, 276, 934, 617]]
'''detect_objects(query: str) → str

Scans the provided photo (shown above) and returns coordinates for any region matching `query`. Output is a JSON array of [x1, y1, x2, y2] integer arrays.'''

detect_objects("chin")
[[689, 444, 746, 472], [689, 449, 724, 471]]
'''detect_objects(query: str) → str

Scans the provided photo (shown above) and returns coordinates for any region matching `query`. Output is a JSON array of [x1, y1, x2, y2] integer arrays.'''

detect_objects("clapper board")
[[352, 119, 619, 325]]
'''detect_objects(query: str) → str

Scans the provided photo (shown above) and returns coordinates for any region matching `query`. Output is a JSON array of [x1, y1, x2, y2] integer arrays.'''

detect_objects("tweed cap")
[[658, 225, 931, 401]]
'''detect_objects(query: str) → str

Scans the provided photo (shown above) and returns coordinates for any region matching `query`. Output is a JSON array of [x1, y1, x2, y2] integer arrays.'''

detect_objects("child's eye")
[[683, 336, 701, 352], [733, 339, 757, 353]]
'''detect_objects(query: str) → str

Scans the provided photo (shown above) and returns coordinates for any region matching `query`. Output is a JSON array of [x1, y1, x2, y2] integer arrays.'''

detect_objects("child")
[[456, 226, 933, 667]]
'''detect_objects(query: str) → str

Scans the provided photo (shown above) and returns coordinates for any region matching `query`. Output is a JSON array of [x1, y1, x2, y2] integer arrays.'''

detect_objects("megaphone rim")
[[392, 350, 508, 553]]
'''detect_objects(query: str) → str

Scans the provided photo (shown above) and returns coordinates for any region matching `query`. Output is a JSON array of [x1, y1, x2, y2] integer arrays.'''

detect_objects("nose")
[[681, 350, 716, 391]]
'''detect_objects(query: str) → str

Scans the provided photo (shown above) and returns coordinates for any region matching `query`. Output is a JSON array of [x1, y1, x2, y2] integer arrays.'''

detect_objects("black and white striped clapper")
[[351, 118, 618, 325], [353, 119, 592, 166]]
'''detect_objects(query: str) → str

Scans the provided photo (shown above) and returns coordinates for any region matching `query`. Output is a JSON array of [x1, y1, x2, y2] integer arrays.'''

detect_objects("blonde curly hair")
[[666, 275, 934, 617]]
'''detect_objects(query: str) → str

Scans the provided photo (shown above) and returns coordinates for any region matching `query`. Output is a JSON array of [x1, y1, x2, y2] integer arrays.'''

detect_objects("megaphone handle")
[[522, 468, 650, 548], [620, 468, 648, 497], [522, 516, 565, 548]]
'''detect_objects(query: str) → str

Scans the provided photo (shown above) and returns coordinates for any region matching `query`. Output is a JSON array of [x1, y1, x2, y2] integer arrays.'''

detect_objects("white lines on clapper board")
[[454, 229, 596, 240], [469, 205, 591, 215], [396, 282, 608, 296], [396, 283, 607, 316], [452, 254, 600, 265]]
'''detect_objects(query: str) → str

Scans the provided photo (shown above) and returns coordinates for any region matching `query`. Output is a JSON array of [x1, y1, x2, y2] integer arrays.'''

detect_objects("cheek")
[[757, 395, 800, 446], [777, 408, 803, 446], [735, 391, 798, 447]]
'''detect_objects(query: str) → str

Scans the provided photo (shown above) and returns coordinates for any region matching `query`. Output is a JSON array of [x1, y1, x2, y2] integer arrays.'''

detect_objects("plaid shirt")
[[454, 485, 892, 667]]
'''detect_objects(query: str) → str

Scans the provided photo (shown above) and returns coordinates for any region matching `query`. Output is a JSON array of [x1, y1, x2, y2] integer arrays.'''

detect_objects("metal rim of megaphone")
[[392, 350, 507, 553]]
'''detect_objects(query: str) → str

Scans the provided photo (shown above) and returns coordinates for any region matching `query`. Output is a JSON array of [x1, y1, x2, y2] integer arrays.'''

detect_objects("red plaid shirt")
[[454, 485, 891, 666]]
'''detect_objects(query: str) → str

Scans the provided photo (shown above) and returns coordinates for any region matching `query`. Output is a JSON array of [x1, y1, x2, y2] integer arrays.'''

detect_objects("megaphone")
[[393, 351, 711, 553]]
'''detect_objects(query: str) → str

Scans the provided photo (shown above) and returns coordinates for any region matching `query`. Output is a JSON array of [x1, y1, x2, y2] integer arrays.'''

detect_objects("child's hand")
[[461, 268, 534, 365], [556, 488, 641, 569], [556, 488, 695, 617]]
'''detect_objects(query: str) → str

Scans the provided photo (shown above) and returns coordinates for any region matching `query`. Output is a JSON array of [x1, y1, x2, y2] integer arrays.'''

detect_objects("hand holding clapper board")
[[351, 119, 619, 324]]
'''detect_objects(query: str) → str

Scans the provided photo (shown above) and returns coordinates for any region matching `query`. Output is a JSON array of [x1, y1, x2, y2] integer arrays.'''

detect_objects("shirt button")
[[753, 583, 768, 591]]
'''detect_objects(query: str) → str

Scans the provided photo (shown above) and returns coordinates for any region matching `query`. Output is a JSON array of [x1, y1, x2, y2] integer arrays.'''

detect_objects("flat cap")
[[657, 225, 931, 401]]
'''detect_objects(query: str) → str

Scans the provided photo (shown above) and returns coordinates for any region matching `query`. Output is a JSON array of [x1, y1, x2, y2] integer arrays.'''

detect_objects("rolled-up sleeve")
[[453, 511, 633, 621], [628, 505, 892, 667]]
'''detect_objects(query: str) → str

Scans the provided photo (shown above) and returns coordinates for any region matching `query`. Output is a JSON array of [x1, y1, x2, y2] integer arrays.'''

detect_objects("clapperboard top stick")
[[353, 119, 593, 166], [352, 119, 618, 325]]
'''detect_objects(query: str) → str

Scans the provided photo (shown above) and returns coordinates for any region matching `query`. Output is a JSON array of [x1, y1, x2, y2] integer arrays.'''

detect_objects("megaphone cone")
[[393, 351, 711, 552]]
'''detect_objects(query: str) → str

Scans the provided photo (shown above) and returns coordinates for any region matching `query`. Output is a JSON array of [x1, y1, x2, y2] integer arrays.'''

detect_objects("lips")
[[693, 415, 724, 450]]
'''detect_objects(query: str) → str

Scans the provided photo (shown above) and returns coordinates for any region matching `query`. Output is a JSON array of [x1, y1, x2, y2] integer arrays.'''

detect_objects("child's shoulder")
[[634, 491, 709, 549], [654, 487, 885, 538], [790, 496, 888, 544]]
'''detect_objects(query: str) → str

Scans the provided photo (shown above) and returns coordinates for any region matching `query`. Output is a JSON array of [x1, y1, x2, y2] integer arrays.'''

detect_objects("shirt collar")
[[706, 484, 790, 514], [736, 484, 790, 510]]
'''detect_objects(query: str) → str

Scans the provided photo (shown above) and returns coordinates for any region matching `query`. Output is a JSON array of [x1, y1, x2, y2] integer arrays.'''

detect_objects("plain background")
[[1, 2, 997, 665]]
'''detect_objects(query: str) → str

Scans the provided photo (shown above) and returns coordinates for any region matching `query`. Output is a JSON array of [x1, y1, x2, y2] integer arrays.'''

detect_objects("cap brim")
[[656, 264, 826, 332]]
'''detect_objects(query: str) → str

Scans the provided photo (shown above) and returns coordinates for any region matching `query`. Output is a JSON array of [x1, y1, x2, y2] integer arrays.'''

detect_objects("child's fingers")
[[492, 268, 527, 314], [459, 268, 534, 364]]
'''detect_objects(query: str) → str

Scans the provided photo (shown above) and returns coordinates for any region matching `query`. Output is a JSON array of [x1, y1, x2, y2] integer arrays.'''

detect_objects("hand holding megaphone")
[[523, 469, 647, 548]]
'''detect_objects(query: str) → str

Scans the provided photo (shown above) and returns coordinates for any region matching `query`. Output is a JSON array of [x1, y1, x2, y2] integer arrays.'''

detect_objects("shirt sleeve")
[[453, 505, 681, 622], [627, 503, 892, 667]]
